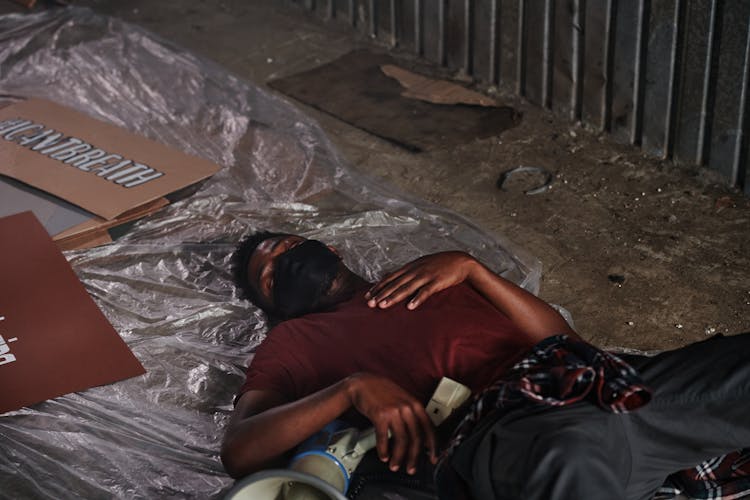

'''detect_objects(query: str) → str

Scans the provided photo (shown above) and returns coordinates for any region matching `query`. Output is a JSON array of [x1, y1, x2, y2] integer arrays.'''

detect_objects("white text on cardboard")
[[0, 118, 164, 188]]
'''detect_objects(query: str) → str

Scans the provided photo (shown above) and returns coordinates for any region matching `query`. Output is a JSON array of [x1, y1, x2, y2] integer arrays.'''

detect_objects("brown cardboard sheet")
[[0, 99, 221, 220], [0, 211, 145, 414], [52, 197, 169, 251], [53, 196, 169, 241], [268, 50, 521, 152], [0, 174, 169, 250], [0, 174, 94, 236], [380, 64, 499, 107]]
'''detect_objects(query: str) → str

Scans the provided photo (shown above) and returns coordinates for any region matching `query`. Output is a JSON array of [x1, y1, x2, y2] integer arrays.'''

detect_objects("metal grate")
[[291, 0, 750, 195]]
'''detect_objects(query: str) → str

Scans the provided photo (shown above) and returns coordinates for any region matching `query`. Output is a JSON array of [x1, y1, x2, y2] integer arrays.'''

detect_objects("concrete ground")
[[3, 0, 749, 352]]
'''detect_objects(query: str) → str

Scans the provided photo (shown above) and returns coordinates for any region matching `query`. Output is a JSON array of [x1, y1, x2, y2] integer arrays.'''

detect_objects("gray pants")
[[449, 333, 750, 500]]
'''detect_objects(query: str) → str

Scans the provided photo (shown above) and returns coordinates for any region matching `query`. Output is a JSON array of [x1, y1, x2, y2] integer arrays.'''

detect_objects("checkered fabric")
[[440, 334, 651, 461], [656, 449, 750, 499], [437, 334, 750, 500]]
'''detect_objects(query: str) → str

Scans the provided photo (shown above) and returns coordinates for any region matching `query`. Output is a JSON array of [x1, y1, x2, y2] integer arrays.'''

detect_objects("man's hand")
[[366, 251, 478, 310], [345, 373, 437, 475], [366, 250, 578, 342], [222, 374, 438, 479]]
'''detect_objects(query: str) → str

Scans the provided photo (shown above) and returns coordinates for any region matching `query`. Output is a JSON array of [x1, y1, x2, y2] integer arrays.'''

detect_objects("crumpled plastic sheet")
[[0, 8, 541, 499]]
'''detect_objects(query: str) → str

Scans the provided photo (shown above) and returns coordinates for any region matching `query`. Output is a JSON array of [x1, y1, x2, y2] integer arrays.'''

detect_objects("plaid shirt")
[[438, 335, 750, 500], [655, 449, 750, 500]]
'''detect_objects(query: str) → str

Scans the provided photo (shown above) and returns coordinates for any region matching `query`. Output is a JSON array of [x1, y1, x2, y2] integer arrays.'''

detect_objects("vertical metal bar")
[[415, 0, 423, 56], [571, 0, 585, 121], [517, 0, 526, 96], [542, 0, 554, 108], [349, 0, 356, 26], [328, 0, 335, 19], [489, 0, 499, 83], [697, 0, 719, 166], [464, 0, 473, 75], [390, 0, 397, 47], [732, 14, 750, 185], [369, 0, 377, 37], [601, 0, 616, 132], [663, 0, 684, 160], [438, 0, 446, 66], [630, 0, 648, 145]]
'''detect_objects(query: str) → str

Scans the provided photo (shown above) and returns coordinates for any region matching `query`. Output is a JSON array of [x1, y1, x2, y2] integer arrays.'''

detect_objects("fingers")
[[403, 403, 425, 474], [404, 285, 438, 311], [366, 252, 472, 309], [372, 404, 416, 471], [350, 373, 437, 473], [365, 267, 411, 303], [374, 419, 391, 464], [387, 415, 408, 472], [382, 407, 434, 474], [367, 268, 433, 307], [414, 404, 438, 464], [371, 278, 428, 309], [368, 276, 441, 311]]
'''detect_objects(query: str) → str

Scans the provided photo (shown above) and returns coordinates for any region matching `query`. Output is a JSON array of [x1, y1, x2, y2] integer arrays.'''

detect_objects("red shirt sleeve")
[[237, 327, 301, 400]]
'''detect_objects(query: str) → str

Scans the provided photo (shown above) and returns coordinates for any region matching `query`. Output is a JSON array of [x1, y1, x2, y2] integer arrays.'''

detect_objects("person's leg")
[[621, 332, 750, 500], [451, 403, 631, 500], [449, 333, 750, 500]]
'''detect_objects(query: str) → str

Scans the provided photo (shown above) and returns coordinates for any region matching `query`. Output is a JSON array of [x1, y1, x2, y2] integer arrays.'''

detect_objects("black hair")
[[231, 231, 285, 311]]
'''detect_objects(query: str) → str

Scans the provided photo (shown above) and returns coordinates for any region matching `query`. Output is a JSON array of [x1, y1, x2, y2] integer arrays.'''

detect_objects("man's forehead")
[[255, 235, 285, 253], [248, 234, 302, 275], [254, 234, 299, 257]]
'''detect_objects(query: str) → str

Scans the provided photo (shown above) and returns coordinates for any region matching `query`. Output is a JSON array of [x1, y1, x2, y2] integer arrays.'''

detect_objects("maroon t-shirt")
[[239, 283, 536, 404]]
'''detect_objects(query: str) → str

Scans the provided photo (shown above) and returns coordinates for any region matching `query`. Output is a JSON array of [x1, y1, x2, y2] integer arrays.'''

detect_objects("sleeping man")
[[221, 232, 750, 500]]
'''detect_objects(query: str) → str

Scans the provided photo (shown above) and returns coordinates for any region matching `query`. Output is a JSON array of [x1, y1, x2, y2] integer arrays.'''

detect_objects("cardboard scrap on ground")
[[380, 64, 498, 107], [0, 98, 221, 249], [269, 50, 520, 152], [0, 211, 146, 415]]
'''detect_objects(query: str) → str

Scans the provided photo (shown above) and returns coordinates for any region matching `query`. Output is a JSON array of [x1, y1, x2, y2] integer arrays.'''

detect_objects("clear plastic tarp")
[[0, 8, 539, 499]]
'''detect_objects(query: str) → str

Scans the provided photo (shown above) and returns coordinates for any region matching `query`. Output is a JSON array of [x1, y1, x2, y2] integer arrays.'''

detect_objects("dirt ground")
[[5, 0, 748, 351]]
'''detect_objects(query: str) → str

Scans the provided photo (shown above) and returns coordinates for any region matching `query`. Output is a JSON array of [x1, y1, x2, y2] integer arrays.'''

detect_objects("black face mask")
[[273, 240, 341, 319]]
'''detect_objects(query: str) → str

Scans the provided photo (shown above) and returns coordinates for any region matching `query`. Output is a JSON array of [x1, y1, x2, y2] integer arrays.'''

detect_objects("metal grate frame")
[[293, 0, 750, 195]]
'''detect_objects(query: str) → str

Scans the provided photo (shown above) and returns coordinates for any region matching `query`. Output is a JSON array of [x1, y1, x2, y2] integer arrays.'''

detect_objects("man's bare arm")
[[366, 251, 578, 343], [221, 373, 437, 479]]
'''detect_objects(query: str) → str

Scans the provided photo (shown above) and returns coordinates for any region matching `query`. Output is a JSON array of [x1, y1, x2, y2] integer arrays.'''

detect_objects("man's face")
[[247, 234, 305, 310]]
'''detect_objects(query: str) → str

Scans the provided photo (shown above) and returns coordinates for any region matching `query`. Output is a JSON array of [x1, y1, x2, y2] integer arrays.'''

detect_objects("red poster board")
[[0, 211, 145, 414]]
